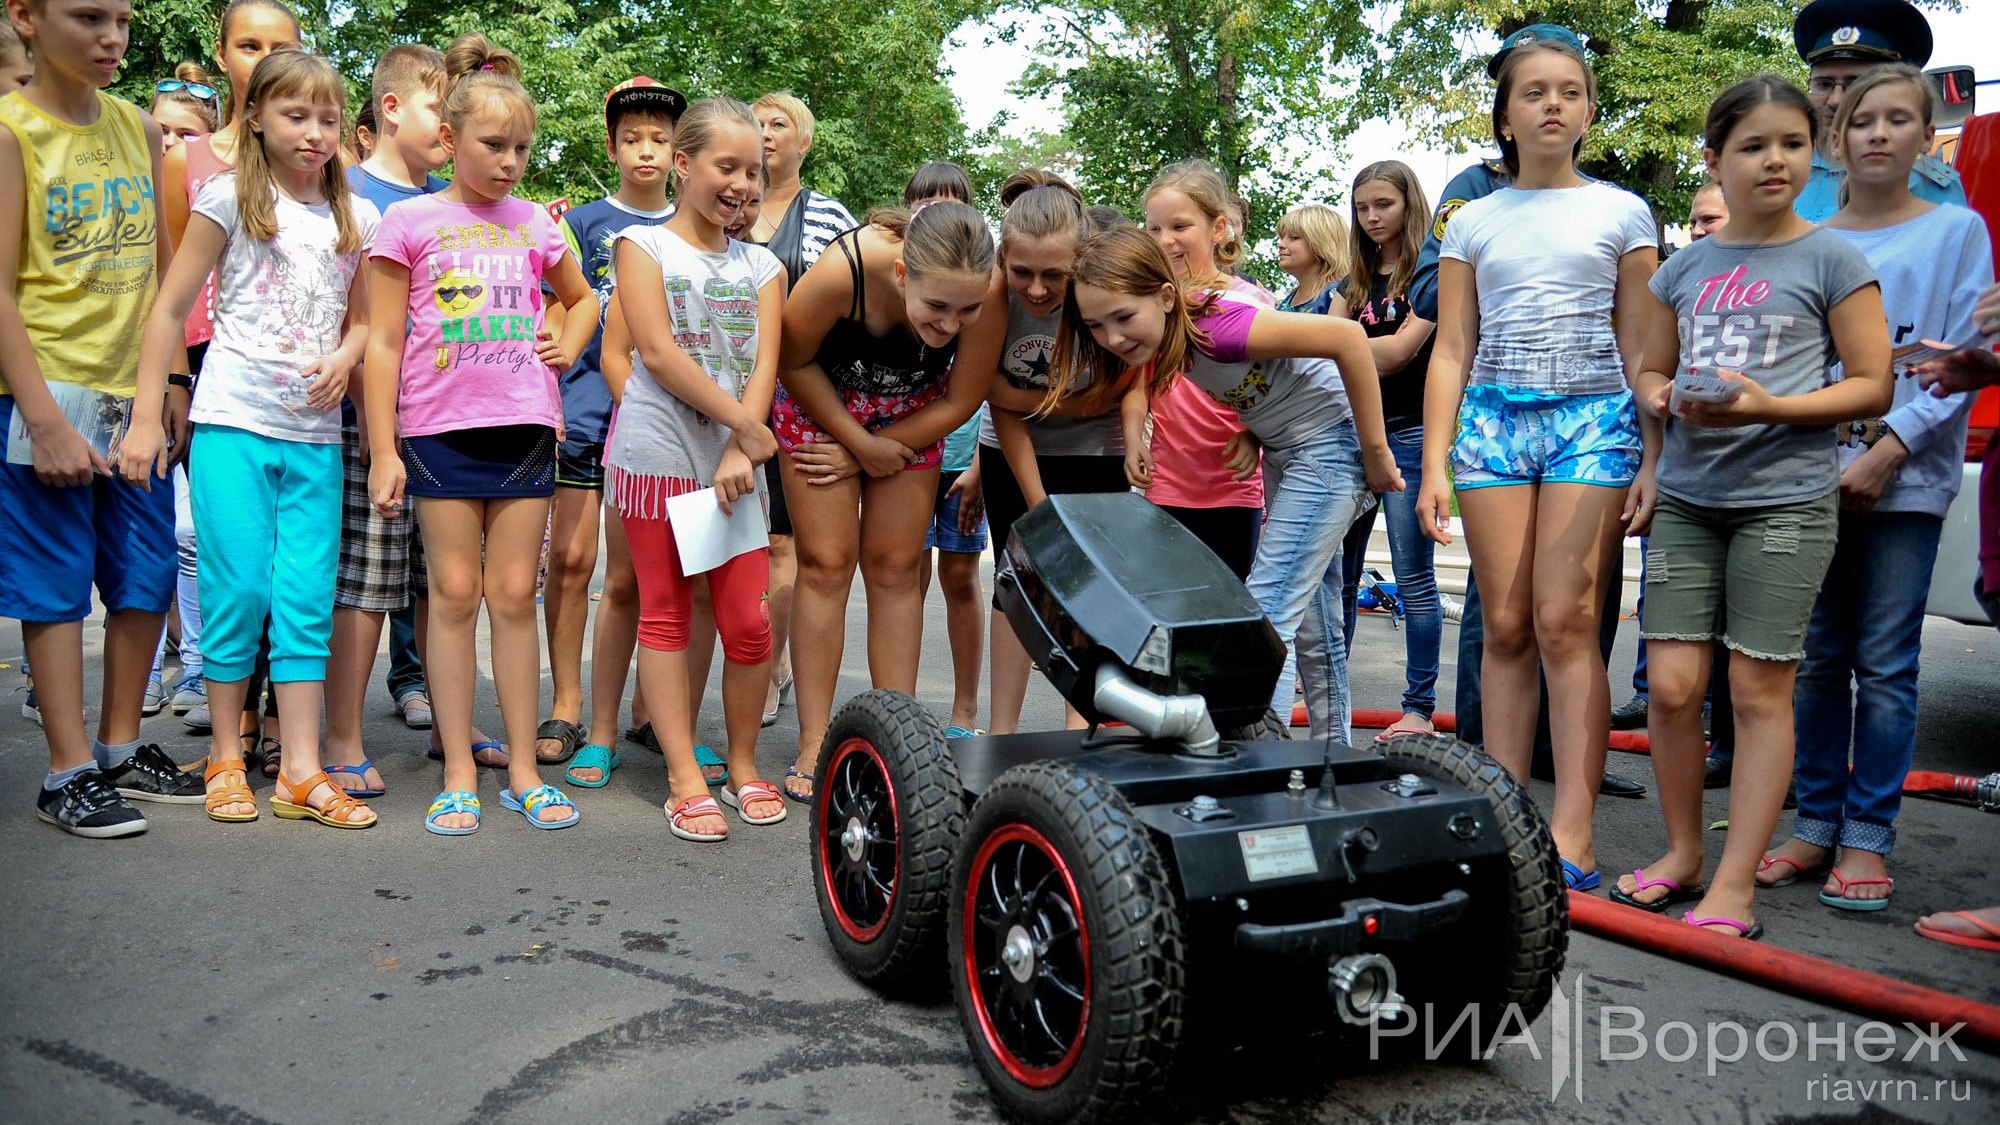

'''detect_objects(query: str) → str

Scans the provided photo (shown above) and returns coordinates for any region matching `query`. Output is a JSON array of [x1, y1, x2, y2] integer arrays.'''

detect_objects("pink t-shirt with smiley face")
[[371, 192, 569, 438]]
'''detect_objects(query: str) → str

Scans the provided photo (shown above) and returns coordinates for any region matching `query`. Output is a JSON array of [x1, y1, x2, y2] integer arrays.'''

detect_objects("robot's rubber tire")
[[949, 761, 1184, 1125], [811, 689, 964, 996], [1223, 708, 1291, 742], [1378, 733, 1568, 1038]]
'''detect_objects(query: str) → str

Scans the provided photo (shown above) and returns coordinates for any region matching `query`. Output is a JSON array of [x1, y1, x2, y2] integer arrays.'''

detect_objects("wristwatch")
[[167, 373, 194, 390]]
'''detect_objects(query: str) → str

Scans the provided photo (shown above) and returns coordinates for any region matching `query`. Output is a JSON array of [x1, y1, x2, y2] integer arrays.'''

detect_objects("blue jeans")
[[1253, 421, 1372, 741], [1792, 511, 1942, 856], [150, 465, 203, 686], [386, 601, 425, 700], [1338, 425, 1441, 717]]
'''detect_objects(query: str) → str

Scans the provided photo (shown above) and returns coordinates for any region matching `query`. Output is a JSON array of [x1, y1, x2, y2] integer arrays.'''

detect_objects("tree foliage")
[[115, 0, 990, 214]]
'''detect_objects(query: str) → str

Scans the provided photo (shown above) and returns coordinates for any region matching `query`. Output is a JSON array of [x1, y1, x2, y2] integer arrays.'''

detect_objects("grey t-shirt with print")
[[1649, 229, 1877, 508], [975, 291, 1124, 456]]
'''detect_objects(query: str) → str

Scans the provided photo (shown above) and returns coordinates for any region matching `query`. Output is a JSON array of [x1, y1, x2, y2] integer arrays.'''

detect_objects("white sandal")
[[719, 779, 787, 825], [665, 793, 729, 842]]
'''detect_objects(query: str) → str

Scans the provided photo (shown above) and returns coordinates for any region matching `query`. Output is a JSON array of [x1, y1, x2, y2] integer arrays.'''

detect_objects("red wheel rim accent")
[[961, 822, 1092, 1088], [816, 736, 901, 943]]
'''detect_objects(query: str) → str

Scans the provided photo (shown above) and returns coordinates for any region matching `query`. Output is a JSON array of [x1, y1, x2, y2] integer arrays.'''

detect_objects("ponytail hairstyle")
[[235, 50, 362, 252], [1275, 201, 1348, 302], [153, 61, 221, 133], [670, 96, 761, 190], [1491, 38, 1596, 176], [1048, 224, 1217, 416], [1831, 63, 1935, 207], [905, 161, 975, 205], [1144, 159, 1242, 270], [1702, 74, 1818, 156], [216, 0, 301, 123], [440, 33, 536, 135], [865, 199, 996, 280], [1344, 160, 1429, 303], [999, 167, 1085, 258]]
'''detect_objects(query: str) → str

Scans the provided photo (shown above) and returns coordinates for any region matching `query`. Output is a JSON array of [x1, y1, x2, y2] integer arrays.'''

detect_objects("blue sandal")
[[499, 784, 581, 830], [1561, 858, 1601, 892], [565, 744, 619, 788], [694, 743, 728, 786], [427, 739, 508, 768], [424, 790, 481, 836], [324, 759, 384, 798]]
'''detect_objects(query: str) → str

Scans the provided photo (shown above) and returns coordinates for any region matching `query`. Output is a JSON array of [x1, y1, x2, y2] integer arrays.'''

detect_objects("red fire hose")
[[1293, 705, 2000, 1052]]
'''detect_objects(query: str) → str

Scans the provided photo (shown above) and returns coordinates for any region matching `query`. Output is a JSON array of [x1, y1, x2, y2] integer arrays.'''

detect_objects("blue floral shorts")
[[1452, 384, 1641, 490]]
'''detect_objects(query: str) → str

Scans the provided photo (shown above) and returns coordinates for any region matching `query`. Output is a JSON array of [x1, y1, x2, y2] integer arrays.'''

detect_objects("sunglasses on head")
[[156, 79, 219, 102]]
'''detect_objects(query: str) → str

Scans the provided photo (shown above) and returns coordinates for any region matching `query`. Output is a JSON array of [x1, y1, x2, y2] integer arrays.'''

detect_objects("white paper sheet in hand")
[[665, 487, 768, 574]]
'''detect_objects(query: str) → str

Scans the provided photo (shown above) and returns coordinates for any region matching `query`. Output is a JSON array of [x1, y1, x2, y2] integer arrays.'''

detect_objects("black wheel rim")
[[818, 737, 899, 941], [962, 823, 1091, 1087]]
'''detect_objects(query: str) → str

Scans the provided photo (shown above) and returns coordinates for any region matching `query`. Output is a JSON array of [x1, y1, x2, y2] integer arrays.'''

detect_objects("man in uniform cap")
[[1792, 0, 1965, 221]]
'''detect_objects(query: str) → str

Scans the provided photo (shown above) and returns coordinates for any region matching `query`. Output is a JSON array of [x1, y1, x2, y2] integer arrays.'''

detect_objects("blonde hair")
[[864, 199, 995, 280], [441, 34, 535, 134], [152, 61, 221, 133], [1344, 161, 1430, 304], [1275, 202, 1348, 300], [671, 97, 761, 188], [1832, 63, 1936, 208], [752, 91, 816, 145], [236, 51, 362, 253], [1145, 159, 1242, 269]]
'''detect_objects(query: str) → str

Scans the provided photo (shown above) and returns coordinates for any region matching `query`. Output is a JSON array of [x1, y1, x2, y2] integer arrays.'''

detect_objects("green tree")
[[1351, 0, 1959, 220]]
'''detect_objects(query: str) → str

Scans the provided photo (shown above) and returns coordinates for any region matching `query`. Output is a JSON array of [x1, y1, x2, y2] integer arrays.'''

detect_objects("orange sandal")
[[204, 758, 258, 823], [271, 770, 378, 829]]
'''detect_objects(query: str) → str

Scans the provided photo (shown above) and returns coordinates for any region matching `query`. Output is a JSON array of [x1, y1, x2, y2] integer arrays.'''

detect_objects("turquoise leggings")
[[190, 423, 341, 683]]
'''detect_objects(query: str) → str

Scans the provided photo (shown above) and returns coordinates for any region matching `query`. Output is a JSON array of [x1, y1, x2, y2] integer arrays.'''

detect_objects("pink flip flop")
[[1684, 912, 1764, 941], [719, 779, 788, 825], [1757, 852, 1830, 888], [1819, 868, 1894, 912], [1609, 868, 1704, 913], [1373, 714, 1436, 743], [1914, 910, 2000, 952], [665, 793, 728, 842]]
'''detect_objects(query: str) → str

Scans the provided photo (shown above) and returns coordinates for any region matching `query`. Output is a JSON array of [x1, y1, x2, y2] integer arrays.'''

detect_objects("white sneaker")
[[397, 689, 434, 730]]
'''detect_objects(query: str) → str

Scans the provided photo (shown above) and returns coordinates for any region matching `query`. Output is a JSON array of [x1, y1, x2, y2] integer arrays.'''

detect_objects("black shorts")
[[402, 425, 557, 500], [764, 457, 793, 536], [978, 444, 1130, 567], [555, 435, 606, 490], [1158, 504, 1262, 581]]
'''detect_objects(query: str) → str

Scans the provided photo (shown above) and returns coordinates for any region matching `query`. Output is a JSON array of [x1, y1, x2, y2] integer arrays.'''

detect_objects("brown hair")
[[1491, 39, 1596, 176], [670, 97, 761, 188], [235, 50, 362, 252], [216, 0, 300, 123], [152, 60, 221, 133], [1047, 225, 1217, 416], [1703, 74, 1818, 153], [441, 34, 534, 134], [905, 161, 975, 205], [368, 43, 446, 123], [1144, 159, 1242, 270], [999, 168, 1085, 257], [864, 199, 995, 280], [1344, 160, 1430, 303]]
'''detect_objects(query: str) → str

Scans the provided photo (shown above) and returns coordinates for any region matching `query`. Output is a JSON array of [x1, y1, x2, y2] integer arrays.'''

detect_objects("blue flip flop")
[[424, 790, 481, 836], [499, 784, 580, 830], [694, 743, 728, 787], [565, 743, 619, 788], [427, 739, 508, 768], [324, 759, 384, 798], [1561, 858, 1601, 892]]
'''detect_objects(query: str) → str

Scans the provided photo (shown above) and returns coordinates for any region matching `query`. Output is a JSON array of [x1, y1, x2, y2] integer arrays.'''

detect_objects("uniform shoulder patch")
[[1432, 199, 1468, 242]]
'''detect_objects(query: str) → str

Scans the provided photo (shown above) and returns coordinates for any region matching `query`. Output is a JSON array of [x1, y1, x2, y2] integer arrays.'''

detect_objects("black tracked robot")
[[809, 493, 1567, 1123]]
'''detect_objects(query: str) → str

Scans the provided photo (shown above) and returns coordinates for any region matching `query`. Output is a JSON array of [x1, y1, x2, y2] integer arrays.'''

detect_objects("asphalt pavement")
[[2, 545, 1997, 1124]]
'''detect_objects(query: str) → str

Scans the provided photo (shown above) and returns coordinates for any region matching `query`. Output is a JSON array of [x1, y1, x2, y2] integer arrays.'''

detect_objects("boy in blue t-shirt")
[[538, 77, 685, 776]]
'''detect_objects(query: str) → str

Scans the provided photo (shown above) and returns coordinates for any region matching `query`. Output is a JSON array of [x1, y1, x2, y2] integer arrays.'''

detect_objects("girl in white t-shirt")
[[602, 98, 789, 842], [1415, 38, 1660, 892], [135, 51, 379, 830]]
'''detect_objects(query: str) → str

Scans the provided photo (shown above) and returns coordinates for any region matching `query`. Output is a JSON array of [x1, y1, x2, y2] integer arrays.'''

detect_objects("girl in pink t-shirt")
[[362, 36, 597, 836], [1136, 162, 1267, 577]]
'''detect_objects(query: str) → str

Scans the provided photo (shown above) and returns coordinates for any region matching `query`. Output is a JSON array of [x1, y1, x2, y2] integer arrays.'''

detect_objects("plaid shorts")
[[335, 415, 428, 612]]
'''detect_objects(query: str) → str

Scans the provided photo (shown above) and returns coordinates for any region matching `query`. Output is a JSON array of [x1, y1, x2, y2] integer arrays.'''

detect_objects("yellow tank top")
[[0, 90, 157, 399]]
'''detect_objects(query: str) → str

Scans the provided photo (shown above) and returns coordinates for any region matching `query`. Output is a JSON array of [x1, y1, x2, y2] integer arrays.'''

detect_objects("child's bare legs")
[[937, 549, 984, 729], [24, 621, 91, 771], [418, 499, 486, 827], [413, 591, 505, 764], [322, 607, 386, 792], [987, 612, 1087, 733], [784, 458, 863, 799], [1688, 655, 1799, 925], [861, 469, 939, 693], [764, 531, 796, 714], [1528, 483, 1623, 872], [1458, 486, 1543, 780], [483, 496, 566, 819], [271, 679, 369, 821], [639, 645, 726, 834], [538, 486, 599, 760], [1619, 640, 1713, 903], [203, 676, 257, 818], [99, 608, 161, 749], [579, 509, 639, 780]]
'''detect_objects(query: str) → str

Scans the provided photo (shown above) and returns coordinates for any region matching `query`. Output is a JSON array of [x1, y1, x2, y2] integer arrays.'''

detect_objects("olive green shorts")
[[1640, 492, 1838, 663]]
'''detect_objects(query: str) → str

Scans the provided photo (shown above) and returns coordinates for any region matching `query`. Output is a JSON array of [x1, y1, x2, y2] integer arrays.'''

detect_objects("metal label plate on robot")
[[1238, 825, 1319, 881]]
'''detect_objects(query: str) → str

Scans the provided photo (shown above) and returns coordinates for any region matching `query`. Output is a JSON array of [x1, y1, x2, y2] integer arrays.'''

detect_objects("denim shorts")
[[1641, 492, 1839, 662], [924, 469, 989, 553], [1452, 385, 1641, 490]]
